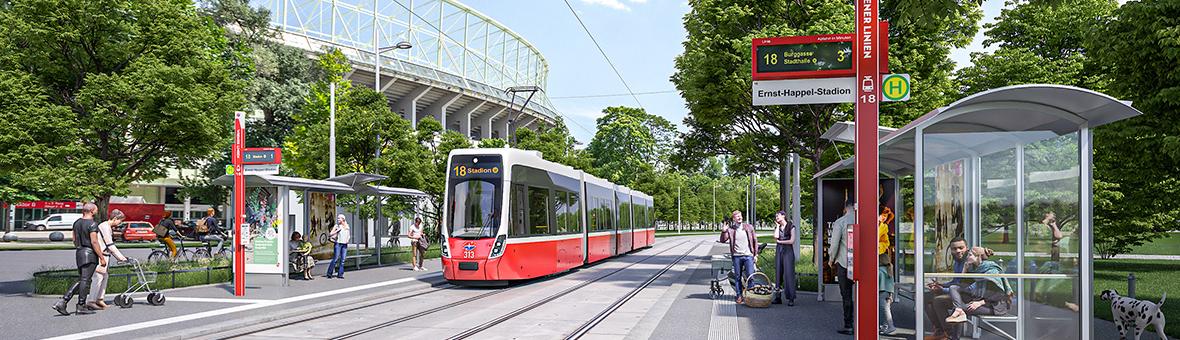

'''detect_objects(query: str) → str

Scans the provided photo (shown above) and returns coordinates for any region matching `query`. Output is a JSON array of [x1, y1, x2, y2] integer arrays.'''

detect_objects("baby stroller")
[[114, 259, 165, 308]]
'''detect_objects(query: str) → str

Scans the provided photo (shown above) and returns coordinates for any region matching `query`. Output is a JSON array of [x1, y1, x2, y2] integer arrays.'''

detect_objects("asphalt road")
[[0, 248, 156, 295]]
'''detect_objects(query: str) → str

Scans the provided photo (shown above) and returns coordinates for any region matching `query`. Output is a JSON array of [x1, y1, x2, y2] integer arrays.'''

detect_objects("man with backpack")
[[200, 208, 224, 250]]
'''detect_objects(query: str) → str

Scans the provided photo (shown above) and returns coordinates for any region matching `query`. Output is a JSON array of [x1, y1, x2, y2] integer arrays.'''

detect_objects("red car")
[[116, 221, 158, 242]]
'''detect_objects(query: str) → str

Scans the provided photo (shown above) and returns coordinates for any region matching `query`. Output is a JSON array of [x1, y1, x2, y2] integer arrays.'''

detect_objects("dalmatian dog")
[[1101, 289, 1168, 340]]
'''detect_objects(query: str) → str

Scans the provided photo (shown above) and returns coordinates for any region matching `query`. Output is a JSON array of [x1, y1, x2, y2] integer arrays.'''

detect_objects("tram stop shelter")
[[214, 172, 427, 287], [810, 85, 1143, 339]]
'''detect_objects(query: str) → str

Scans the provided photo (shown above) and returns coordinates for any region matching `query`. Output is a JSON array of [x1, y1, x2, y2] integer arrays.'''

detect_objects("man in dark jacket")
[[52, 203, 105, 315], [720, 210, 758, 304]]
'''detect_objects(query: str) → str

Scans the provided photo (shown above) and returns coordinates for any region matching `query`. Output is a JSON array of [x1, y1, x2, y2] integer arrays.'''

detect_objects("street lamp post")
[[374, 41, 413, 92]]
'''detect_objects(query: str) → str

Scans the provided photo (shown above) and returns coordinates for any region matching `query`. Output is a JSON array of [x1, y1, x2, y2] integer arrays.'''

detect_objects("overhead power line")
[[550, 90, 679, 100], [562, 0, 645, 109]]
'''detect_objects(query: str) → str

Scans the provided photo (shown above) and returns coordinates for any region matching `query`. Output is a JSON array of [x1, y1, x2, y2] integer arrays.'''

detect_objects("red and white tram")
[[440, 148, 655, 285]]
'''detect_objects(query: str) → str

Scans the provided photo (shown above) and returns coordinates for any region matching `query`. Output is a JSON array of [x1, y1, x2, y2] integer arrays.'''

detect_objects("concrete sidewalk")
[[0, 260, 443, 340]]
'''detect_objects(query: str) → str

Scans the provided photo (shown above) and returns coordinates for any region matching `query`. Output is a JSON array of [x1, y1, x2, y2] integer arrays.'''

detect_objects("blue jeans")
[[732, 255, 755, 298], [327, 243, 347, 277]]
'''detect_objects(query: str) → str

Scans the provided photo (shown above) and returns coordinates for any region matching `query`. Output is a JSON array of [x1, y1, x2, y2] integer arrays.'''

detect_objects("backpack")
[[195, 217, 208, 233]]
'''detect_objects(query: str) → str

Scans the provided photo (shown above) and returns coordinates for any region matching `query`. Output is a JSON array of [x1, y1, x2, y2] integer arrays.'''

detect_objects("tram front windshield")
[[449, 179, 499, 239]]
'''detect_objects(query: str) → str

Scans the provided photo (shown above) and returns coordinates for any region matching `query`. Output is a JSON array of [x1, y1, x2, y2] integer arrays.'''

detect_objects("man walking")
[[773, 211, 797, 306], [720, 210, 757, 304], [827, 202, 856, 334], [52, 203, 106, 315]]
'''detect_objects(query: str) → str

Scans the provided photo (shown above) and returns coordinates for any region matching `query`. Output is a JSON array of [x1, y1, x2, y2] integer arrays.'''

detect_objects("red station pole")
[[854, 0, 880, 338], [232, 111, 246, 297]]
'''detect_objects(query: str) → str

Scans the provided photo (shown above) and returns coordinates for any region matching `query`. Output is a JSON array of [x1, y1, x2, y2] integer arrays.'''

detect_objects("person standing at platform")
[[827, 201, 856, 335], [326, 214, 350, 279], [408, 217, 426, 271], [720, 210, 757, 305], [52, 203, 105, 315], [772, 211, 797, 306]]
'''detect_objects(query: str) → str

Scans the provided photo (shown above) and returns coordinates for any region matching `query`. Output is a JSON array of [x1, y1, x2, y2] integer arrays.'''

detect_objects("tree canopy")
[[0, 0, 247, 212]]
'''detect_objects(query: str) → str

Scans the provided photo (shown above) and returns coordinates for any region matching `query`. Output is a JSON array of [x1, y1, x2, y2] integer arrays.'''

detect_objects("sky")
[[464, 0, 1010, 144]]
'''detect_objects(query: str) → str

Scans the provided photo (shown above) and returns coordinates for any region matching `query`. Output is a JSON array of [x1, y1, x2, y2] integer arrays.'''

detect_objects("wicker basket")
[[743, 272, 773, 308]]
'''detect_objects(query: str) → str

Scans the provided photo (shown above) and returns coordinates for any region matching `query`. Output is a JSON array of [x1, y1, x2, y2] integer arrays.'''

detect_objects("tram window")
[[566, 192, 575, 232], [449, 179, 498, 238], [555, 191, 569, 234], [510, 184, 527, 236], [527, 186, 550, 235]]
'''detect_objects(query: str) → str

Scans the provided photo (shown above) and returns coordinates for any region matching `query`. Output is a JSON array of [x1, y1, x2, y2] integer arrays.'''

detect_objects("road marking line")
[[45, 273, 443, 340], [165, 297, 270, 304]]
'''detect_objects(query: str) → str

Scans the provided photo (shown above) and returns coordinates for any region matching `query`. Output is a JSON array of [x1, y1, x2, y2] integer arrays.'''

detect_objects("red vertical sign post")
[[854, 0, 880, 338], [232, 111, 246, 297]]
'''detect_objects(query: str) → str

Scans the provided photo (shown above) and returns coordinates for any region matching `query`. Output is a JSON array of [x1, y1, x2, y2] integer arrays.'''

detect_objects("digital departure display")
[[752, 22, 890, 80], [755, 41, 853, 74]]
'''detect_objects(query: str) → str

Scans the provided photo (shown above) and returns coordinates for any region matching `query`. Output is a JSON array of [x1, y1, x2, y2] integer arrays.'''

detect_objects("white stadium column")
[[482, 107, 506, 140], [393, 86, 431, 128], [455, 100, 485, 138], [425, 92, 461, 130]]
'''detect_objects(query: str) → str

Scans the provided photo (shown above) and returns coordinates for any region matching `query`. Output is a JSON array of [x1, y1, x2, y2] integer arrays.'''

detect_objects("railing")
[[32, 263, 230, 295]]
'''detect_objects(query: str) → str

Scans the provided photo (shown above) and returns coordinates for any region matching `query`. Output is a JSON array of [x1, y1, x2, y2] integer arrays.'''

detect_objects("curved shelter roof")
[[814, 85, 1143, 179]]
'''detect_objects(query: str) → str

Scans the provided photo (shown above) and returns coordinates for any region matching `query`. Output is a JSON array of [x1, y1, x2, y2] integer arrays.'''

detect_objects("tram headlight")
[[489, 235, 506, 258]]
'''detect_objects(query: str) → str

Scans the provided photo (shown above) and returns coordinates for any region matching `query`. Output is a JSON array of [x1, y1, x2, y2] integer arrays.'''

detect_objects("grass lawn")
[[33, 259, 231, 295], [753, 244, 818, 292], [655, 230, 717, 238], [1128, 232, 1180, 256], [1094, 259, 1179, 338]]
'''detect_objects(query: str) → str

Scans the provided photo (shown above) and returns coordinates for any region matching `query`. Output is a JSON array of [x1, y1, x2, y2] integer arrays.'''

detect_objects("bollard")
[[1128, 273, 1137, 299]]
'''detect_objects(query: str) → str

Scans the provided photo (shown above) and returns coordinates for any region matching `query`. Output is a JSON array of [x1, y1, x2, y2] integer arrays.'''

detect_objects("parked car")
[[23, 213, 83, 231], [116, 221, 157, 242]]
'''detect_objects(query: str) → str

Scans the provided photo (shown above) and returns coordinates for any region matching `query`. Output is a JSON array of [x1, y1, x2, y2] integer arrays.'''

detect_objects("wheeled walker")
[[113, 259, 165, 308]]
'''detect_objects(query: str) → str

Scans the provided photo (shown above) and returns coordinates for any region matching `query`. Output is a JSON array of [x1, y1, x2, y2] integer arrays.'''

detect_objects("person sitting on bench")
[[940, 247, 1013, 340], [289, 232, 315, 280]]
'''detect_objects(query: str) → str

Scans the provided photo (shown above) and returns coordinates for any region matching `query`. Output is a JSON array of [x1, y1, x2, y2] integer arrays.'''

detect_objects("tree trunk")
[[97, 195, 112, 221]]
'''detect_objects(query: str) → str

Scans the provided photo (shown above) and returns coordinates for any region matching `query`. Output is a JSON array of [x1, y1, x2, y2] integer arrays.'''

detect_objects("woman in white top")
[[408, 217, 425, 271], [325, 215, 350, 279], [88, 209, 129, 310]]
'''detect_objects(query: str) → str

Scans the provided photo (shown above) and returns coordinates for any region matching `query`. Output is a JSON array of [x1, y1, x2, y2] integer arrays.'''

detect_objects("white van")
[[24, 213, 84, 231]]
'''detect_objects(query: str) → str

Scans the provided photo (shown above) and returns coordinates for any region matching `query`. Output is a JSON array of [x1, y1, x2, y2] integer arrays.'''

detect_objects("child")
[[879, 252, 897, 335]]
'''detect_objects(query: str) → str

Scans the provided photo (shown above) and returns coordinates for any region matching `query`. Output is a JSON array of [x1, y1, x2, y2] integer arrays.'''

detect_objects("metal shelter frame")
[[213, 173, 428, 286], [812, 85, 1143, 339]]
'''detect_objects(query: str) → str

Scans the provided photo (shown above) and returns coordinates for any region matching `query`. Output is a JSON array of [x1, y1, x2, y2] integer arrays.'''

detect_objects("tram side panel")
[[496, 238, 558, 280]]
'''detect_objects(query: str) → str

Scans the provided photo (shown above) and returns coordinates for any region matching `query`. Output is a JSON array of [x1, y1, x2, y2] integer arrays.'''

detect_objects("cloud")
[[580, 0, 632, 11]]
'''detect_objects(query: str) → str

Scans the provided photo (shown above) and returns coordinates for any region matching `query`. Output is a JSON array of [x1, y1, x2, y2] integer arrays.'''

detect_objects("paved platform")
[[0, 259, 442, 340]]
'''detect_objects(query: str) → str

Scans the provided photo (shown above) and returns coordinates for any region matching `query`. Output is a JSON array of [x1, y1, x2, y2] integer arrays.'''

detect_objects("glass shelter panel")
[[1022, 132, 1082, 339]]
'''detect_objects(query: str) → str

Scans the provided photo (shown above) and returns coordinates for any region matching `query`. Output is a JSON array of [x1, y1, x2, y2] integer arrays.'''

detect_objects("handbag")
[[416, 236, 429, 250]]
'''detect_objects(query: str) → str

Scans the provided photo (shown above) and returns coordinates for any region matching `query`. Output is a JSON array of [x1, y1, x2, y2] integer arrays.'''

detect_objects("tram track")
[[447, 239, 705, 340], [222, 239, 696, 340], [325, 240, 693, 340]]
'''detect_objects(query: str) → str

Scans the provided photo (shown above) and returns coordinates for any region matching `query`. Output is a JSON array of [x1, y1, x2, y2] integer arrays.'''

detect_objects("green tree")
[[955, 0, 1116, 93], [587, 107, 676, 187], [0, 0, 247, 214], [0, 71, 106, 205], [1087, 0, 1180, 256], [183, 0, 316, 206], [513, 120, 593, 171]]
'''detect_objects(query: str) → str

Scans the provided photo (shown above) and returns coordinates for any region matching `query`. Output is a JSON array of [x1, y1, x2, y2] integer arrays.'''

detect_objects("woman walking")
[[772, 211, 797, 306], [408, 217, 425, 271], [89, 209, 129, 310], [325, 215, 350, 279]]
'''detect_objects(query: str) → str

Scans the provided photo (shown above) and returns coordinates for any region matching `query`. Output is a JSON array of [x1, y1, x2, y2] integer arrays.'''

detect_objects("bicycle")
[[147, 231, 208, 263], [193, 231, 231, 261]]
